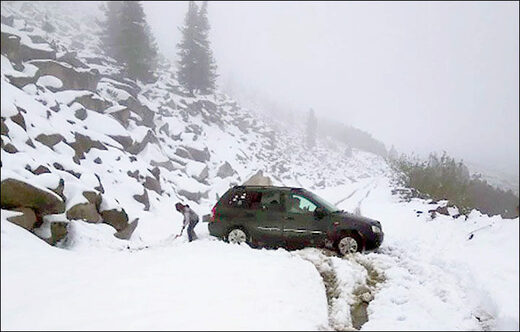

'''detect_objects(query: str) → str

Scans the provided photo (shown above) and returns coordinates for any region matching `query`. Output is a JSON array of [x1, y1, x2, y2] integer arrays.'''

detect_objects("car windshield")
[[304, 191, 339, 212]]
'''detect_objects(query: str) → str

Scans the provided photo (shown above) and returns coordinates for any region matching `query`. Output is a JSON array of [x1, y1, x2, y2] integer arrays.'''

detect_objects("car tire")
[[336, 233, 362, 256], [226, 227, 250, 245]]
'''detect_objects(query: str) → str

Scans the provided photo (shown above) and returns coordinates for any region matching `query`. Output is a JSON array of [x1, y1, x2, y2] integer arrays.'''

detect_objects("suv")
[[205, 185, 384, 255]]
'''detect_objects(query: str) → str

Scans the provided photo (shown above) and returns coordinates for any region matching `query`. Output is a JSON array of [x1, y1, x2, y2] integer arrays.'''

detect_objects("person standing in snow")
[[175, 202, 199, 242]]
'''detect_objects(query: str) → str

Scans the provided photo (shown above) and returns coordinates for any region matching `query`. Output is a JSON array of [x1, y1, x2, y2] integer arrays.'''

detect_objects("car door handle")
[[284, 216, 294, 220]]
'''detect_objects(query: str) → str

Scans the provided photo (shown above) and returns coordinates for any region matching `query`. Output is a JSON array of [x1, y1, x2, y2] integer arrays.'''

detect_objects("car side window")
[[260, 191, 283, 211], [227, 190, 262, 209], [287, 194, 317, 214]]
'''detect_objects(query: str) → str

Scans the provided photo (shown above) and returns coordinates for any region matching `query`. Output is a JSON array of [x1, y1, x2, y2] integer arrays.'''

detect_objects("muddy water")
[[349, 258, 385, 330], [299, 249, 386, 331]]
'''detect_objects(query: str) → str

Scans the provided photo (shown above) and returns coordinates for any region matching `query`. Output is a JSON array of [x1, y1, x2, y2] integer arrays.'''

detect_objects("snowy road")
[[1, 177, 518, 330]]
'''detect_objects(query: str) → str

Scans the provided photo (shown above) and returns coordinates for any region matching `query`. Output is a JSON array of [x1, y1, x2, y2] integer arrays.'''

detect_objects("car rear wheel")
[[336, 234, 361, 256], [227, 228, 249, 244]]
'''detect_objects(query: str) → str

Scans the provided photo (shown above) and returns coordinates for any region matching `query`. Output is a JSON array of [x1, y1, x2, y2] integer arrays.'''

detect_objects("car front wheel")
[[227, 228, 249, 244], [336, 234, 361, 255]]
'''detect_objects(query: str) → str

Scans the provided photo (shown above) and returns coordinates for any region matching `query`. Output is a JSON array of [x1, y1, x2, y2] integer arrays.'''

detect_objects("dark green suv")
[[206, 185, 384, 255]]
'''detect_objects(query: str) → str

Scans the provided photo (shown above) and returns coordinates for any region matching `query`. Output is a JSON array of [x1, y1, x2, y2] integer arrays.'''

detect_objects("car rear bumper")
[[208, 221, 225, 238]]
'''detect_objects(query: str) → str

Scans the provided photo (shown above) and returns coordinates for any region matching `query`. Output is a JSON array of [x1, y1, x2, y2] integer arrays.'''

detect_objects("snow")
[[1, 216, 329, 330], [1, 2, 518, 330], [36, 75, 63, 89]]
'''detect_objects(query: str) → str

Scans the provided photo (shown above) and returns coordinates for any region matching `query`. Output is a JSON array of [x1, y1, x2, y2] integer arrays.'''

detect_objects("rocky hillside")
[[1, 2, 390, 247]]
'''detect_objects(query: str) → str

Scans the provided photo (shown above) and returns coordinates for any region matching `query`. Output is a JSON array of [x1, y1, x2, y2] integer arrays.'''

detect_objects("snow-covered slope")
[[1, 2, 518, 331]]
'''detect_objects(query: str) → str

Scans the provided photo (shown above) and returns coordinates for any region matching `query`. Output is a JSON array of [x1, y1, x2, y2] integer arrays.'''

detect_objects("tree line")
[[98, 1, 217, 94], [391, 151, 519, 219]]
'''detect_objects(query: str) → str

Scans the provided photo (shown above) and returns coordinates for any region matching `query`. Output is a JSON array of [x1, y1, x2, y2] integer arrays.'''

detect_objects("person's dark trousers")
[[187, 217, 199, 242]]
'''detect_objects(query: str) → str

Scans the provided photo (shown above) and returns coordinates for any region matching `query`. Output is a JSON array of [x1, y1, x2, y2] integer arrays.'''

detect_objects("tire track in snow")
[[295, 249, 385, 331]]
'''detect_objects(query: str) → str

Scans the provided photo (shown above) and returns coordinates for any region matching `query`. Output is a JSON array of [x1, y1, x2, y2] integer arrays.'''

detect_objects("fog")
[[142, 1, 519, 177]]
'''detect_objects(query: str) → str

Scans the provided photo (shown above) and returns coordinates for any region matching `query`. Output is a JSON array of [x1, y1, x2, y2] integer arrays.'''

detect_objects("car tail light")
[[210, 204, 217, 222]]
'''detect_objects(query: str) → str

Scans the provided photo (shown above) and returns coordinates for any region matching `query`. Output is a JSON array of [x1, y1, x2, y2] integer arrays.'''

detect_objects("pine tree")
[[196, 1, 218, 94], [306, 108, 317, 148], [177, 1, 218, 95], [100, 1, 157, 81]]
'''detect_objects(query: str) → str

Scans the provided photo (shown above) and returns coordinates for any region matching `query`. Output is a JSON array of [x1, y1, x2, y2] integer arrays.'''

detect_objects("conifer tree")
[[177, 1, 218, 95], [100, 1, 157, 81]]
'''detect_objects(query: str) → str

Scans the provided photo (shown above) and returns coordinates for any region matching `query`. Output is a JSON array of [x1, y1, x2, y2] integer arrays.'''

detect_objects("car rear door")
[[282, 193, 327, 247], [252, 190, 284, 246]]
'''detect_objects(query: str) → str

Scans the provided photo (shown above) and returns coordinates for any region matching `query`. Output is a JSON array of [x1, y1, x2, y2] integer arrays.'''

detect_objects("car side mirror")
[[314, 207, 327, 219]]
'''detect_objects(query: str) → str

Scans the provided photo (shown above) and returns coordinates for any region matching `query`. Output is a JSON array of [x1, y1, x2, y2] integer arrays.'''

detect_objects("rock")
[[31, 165, 51, 175], [194, 165, 209, 182], [1, 15, 15, 27], [49, 221, 68, 245], [20, 42, 56, 62], [243, 170, 272, 186], [174, 147, 192, 160], [127, 130, 158, 155], [109, 135, 133, 150], [69, 93, 111, 113], [51, 178, 65, 201], [1, 178, 65, 215], [178, 189, 209, 204], [101, 208, 129, 232], [93, 157, 102, 164], [217, 161, 236, 178], [1, 117, 8, 136], [66, 202, 102, 223], [150, 160, 177, 172], [57, 51, 89, 69], [133, 189, 150, 211], [184, 146, 211, 162], [6, 74, 37, 89], [69, 132, 107, 161], [83, 191, 102, 210], [1, 31, 22, 66], [94, 174, 105, 194], [25, 138, 35, 148], [6, 207, 38, 230], [3, 143, 18, 153], [74, 107, 87, 120], [35, 133, 64, 148], [119, 96, 154, 128], [109, 108, 130, 128], [114, 219, 139, 240], [150, 167, 160, 180], [11, 112, 26, 130], [29, 60, 99, 91], [143, 176, 161, 194]]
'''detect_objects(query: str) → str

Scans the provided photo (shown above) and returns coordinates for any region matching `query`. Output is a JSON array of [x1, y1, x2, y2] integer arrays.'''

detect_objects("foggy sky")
[[142, 1, 519, 177]]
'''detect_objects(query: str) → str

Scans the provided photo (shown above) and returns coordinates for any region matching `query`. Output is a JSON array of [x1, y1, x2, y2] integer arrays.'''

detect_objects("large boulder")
[[184, 146, 211, 163], [101, 208, 129, 232], [119, 96, 154, 128], [127, 131, 158, 155], [243, 170, 272, 186], [217, 161, 237, 179], [6, 207, 38, 230], [28, 60, 99, 91], [69, 132, 107, 162], [178, 188, 209, 204], [1, 178, 65, 215], [143, 176, 161, 194], [66, 202, 102, 223], [68, 93, 112, 113], [35, 133, 64, 149], [114, 219, 138, 240]]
